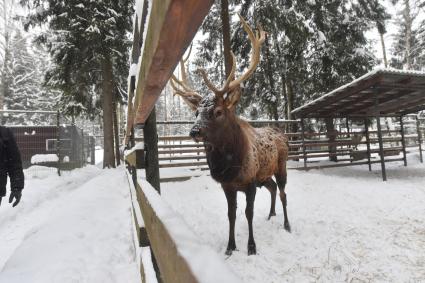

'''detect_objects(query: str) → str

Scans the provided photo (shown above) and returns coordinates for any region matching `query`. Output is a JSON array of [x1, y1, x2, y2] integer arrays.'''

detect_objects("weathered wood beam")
[[292, 75, 383, 117], [341, 89, 418, 116], [133, 0, 214, 125]]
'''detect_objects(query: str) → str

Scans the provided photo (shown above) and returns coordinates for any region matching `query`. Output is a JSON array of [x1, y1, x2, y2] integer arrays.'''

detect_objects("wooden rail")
[[125, 170, 241, 283], [151, 124, 424, 171]]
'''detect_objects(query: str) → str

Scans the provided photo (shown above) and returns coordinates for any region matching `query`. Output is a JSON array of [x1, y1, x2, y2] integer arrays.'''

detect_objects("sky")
[[367, 0, 425, 68]]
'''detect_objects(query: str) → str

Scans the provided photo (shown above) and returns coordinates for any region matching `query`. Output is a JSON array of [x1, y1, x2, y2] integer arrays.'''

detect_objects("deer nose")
[[190, 127, 201, 139]]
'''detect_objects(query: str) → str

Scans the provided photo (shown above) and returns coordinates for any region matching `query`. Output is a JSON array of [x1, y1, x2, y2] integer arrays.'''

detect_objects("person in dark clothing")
[[0, 126, 24, 207]]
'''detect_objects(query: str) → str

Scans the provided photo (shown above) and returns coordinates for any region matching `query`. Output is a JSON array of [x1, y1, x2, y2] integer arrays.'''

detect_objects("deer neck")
[[204, 119, 247, 184]]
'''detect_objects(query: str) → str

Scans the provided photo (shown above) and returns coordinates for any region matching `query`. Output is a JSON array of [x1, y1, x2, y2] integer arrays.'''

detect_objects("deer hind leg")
[[262, 178, 277, 220], [275, 173, 291, 232], [245, 182, 257, 255], [224, 189, 237, 255]]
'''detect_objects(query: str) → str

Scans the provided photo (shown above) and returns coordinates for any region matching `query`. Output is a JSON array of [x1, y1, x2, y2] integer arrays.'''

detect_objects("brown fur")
[[188, 95, 291, 255]]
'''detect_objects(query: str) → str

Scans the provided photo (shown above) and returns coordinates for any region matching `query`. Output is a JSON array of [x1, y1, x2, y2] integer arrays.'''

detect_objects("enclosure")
[[1, 110, 96, 172]]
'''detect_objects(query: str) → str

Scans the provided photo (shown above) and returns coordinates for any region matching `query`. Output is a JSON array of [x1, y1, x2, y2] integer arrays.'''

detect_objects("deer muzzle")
[[190, 126, 204, 142]]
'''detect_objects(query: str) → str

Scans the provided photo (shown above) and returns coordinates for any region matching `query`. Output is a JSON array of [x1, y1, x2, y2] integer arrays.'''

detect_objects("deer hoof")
[[267, 212, 276, 220], [284, 221, 291, 233], [225, 243, 236, 255], [247, 243, 256, 255]]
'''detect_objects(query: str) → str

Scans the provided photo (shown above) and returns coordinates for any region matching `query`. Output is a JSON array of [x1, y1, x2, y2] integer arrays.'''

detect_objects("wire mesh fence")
[[1, 110, 96, 175]]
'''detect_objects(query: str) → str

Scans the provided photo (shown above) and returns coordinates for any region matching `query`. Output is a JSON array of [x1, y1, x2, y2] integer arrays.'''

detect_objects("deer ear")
[[225, 86, 242, 111]]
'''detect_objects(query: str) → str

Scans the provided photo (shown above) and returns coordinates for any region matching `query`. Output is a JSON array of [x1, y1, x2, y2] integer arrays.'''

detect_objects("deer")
[[170, 14, 290, 256]]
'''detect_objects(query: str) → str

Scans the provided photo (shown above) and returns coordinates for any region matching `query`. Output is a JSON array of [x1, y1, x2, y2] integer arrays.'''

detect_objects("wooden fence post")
[[301, 118, 307, 169], [143, 107, 161, 193], [416, 116, 423, 163], [56, 110, 61, 176], [375, 96, 386, 181], [364, 118, 372, 171], [399, 116, 407, 166]]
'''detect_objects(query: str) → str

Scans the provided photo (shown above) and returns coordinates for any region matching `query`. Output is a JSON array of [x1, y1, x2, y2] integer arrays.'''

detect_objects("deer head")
[[172, 14, 266, 143]]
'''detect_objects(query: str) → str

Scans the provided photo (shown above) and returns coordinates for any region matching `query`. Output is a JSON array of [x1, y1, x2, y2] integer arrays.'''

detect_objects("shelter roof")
[[291, 68, 425, 118]]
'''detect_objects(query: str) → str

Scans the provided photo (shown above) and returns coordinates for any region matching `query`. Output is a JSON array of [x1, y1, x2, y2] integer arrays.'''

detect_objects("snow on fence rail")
[[125, 169, 240, 283]]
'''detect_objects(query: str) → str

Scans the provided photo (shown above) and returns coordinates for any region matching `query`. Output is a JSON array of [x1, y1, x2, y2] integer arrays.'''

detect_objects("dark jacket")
[[0, 126, 24, 197]]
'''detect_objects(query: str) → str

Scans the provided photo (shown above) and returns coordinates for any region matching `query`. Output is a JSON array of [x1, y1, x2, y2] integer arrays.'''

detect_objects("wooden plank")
[[159, 161, 208, 168], [158, 144, 203, 149], [292, 74, 383, 117], [159, 155, 206, 161], [135, 180, 241, 283], [134, 0, 215, 125], [158, 148, 204, 154]]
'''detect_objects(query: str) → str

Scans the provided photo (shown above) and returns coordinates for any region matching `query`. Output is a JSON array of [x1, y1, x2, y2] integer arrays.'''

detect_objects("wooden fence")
[[124, 164, 241, 283], [136, 118, 424, 173]]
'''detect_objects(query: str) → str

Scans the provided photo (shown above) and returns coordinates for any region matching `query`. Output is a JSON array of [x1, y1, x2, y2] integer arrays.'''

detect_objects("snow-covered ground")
[[0, 165, 138, 283], [161, 152, 425, 282]]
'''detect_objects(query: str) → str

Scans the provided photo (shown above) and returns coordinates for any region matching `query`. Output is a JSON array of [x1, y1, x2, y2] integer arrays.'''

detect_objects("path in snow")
[[161, 153, 425, 282], [0, 166, 138, 283]]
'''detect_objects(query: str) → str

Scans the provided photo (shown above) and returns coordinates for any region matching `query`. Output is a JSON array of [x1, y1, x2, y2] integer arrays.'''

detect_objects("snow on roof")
[[292, 68, 425, 116]]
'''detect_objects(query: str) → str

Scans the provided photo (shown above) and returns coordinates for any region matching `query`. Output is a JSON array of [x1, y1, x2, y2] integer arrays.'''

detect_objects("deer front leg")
[[245, 182, 257, 255], [224, 189, 237, 255]]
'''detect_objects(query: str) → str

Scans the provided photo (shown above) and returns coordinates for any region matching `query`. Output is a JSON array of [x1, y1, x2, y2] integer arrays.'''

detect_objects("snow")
[[129, 63, 138, 77], [292, 67, 425, 115], [0, 166, 139, 283], [139, 179, 241, 283], [317, 30, 326, 43], [160, 152, 425, 282], [31, 154, 59, 164], [140, 247, 158, 283]]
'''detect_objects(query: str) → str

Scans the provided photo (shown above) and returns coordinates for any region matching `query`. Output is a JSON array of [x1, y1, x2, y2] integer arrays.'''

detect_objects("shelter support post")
[[346, 117, 350, 138], [399, 116, 407, 166], [143, 107, 161, 193], [56, 110, 61, 176], [416, 116, 423, 163], [364, 118, 372, 171], [301, 118, 307, 169], [375, 96, 387, 181]]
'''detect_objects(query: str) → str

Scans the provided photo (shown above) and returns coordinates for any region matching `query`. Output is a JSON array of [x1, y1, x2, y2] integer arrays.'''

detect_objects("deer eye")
[[195, 110, 199, 117], [214, 109, 223, 118]]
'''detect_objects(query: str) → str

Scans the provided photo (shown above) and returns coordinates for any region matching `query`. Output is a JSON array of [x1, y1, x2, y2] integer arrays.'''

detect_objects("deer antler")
[[198, 14, 266, 100], [169, 50, 203, 111]]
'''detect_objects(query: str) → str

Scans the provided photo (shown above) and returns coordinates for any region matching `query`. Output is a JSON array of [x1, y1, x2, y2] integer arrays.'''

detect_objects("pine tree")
[[2, 27, 60, 125], [21, 0, 134, 168], [390, 0, 423, 70]]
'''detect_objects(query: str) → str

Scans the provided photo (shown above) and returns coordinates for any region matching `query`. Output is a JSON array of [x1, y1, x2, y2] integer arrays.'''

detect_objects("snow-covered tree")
[[193, 0, 382, 122], [21, 0, 134, 168], [390, 0, 424, 70], [1, 27, 59, 125]]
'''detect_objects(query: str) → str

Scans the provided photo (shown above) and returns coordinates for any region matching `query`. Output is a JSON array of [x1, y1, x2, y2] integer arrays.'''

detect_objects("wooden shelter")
[[292, 68, 425, 181]]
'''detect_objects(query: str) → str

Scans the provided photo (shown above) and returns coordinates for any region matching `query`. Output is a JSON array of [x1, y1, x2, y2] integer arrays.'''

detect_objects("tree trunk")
[[113, 94, 121, 166], [264, 37, 279, 120], [379, 32, 388, 68], [220, 0, 232, 78], [101, 55, 115, 168], [404, 0, 412, 69], [286, 79, 294, 120]]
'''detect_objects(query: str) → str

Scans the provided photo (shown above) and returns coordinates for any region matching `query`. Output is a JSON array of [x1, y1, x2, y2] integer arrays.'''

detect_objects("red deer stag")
[[170, 15, 290, 256]]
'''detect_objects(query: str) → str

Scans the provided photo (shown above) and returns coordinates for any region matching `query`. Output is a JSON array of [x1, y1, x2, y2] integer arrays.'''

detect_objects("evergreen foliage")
[[20, 0, 133, 118], [20, 0, 134, 167], [1, 27, 59, 124], [194, 0, 382, 120], [390, 0, 424, 70]]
